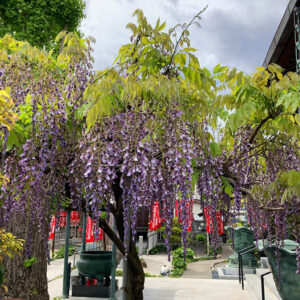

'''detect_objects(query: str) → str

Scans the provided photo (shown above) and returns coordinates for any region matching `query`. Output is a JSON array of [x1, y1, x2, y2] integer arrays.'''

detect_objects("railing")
[[238, 244, 256, 290], [261, 271, 272, 300]]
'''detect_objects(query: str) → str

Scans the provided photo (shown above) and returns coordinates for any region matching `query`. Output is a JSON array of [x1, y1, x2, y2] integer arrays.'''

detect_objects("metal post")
[[261, 271, 271, 300], [238, 252, 241, 284], [110, 217, 117, 300], [73, 249, 76, 268], [81, 209, 86, 252], [241, 255, 244, 290], [62, 209, 71, 298]]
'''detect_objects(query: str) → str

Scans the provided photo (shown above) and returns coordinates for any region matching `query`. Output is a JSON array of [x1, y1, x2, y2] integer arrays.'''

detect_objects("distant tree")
[[0, 0, 85, 49]]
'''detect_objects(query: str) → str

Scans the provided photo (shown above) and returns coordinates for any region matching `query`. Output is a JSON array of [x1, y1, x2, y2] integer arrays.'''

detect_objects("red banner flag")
[[149, 201, 162, 230], [175, 200, 193, 232], [49, 216, 56, 239], [186, 201, 193, 232], [71, 211, 80, 226], [59, 210, 67, 227], [86, 217, 94, 242], [86, 217, 103, 242], [203, 207, 224, 235]]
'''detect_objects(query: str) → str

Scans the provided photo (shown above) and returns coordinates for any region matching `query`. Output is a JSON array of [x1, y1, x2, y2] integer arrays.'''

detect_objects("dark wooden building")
[[263, 0, 300, 73]]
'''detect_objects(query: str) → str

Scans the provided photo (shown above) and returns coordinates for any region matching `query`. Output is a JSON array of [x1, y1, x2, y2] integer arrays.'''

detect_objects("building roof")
[[263, 0, 300, 71]]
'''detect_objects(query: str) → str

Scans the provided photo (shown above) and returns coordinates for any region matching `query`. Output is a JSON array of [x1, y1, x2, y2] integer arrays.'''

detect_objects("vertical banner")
[[175, 200, 193, 232], [48, 216, 56, 239], [86, 217, 94, 242], [149, 201, 162, 230], [186, 201, 193, 232], [59, 210, 67, 227], [203, 207, 224, 234], [86, 217, 103, 242], [216, 211, 224, 235], [71, 211, 80, 226]]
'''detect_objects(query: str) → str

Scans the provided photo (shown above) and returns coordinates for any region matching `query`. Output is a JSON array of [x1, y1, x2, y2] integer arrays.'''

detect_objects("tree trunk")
[[1, 213, 49, 300], [126, 242, 145, 300], [99, 212, 145, 300]]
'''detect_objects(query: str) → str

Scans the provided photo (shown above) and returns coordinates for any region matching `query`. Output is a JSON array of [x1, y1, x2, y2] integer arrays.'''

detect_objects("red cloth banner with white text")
[[175, 200, 193, 232], [86, 217, 103, 242], [48, 216, 56, 239], [149, 201, 162, 230], [59, 210, 67, 227], [203, 207, 224, 235], [71, 211, 80, 226]]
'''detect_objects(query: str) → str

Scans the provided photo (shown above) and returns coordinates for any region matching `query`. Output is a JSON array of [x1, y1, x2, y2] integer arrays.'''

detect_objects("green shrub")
[[196, 234, 206, 243], [149, 244, 167, 255], [194, 256, 215, 261], [158, 218, 182, 245], [170, 246, 195, 277], [53, 245, 75, 259], [206, 245, 222, 256], [170, 268, 185, 277]]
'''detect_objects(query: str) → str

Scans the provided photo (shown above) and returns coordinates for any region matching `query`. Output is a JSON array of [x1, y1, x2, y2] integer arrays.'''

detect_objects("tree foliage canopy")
[[0, 9, 299, 298], [0, 0, 85, 49]]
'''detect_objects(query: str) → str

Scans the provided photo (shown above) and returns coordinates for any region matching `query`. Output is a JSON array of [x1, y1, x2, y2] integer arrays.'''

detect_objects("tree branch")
[[164, 7, 207, 75], [249, 110, 280, 144]]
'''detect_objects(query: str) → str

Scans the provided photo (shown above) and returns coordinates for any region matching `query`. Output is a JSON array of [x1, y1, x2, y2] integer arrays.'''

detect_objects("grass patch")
[[194, 256, 215, 261]]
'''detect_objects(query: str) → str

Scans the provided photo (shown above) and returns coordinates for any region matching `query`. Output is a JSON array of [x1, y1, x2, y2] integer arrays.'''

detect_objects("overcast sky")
[[81, 0, 290, 74]]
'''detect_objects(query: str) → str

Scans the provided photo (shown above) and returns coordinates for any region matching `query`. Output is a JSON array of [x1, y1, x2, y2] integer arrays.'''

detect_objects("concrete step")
[[245, 270, 281, 300]]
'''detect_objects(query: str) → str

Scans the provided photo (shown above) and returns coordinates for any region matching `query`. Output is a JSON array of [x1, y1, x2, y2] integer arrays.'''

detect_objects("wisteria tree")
[[0, 9, 299, 300]]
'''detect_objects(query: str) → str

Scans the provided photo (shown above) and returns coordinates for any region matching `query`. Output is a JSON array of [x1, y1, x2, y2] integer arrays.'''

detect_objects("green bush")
[[158, 217, 182, 245], [170, 268, 185, 277], [206, 245, 222, 256], [170, 247, 195, 277], [149, 244, 167, 255], [196, 234, 206, 243], [53, 245, 75, 259]]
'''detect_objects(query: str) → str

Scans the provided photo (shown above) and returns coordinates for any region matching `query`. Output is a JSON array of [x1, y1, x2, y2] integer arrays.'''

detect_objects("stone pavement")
[[142, 277, 252, 300], [48, 276, 253, 300], [139, 254, 171, 275], [182, 243, 233, 279], [47, 243, 243, 300], [48, 254, 79, 282]]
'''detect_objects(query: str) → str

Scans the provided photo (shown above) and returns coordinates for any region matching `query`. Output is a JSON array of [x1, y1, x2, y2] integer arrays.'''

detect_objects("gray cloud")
[[81, 0, 290, 73]]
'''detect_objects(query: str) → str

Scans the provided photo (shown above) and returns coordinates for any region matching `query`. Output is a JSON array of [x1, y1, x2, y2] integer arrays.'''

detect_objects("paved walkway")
[[47, 243, 238, 299], [140, 254, 171, 275], [49, 277, 252, 300], [182, 243, 233, 279]]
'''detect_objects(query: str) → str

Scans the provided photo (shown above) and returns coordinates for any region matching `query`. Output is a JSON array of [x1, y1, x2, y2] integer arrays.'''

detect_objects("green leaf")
[[182, 47, 197, 52], [86, 95, 113, 130], [213, 64, 220, 74], [209, 141, 221, 157], [74, 103, 92, 120], [141, 36, 150, 45], [7, 130, 19, 151]]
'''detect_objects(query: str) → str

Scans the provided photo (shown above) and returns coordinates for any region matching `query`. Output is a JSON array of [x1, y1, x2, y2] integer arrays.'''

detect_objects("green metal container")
[[77, 251, 112, 285], [263, 240, 300, 300]]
